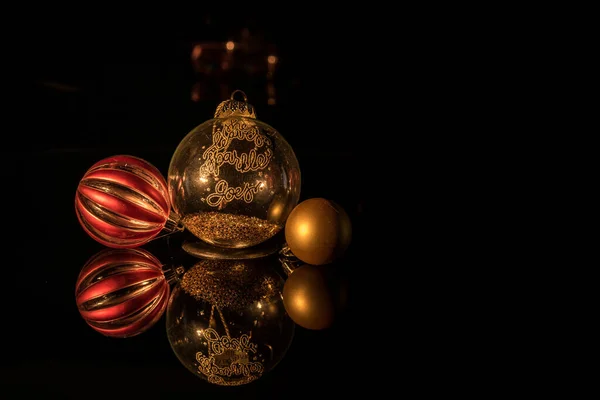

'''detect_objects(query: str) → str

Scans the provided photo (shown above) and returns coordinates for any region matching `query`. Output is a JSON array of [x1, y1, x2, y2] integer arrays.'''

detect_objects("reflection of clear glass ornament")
[[75, 248, 170, 338], [168, 90, 301, 249], [166, 258, 295, 386]]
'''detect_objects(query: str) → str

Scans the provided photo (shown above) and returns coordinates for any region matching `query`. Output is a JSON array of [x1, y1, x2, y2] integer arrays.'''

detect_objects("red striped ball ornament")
[[75, 155, 174, 248], [75, 248, 170, 338]]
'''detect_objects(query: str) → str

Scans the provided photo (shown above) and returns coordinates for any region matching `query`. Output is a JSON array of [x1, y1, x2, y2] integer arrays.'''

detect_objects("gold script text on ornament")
[[197, 354, 263, 378], [214, 121, 269, 149], [203, 328, 258, 355], [206, 180, 261, 208], [200, 147, 273, 176], [198, 119, 273, 208], [200, 120, 273, 176], [195, 328, 264, 385]]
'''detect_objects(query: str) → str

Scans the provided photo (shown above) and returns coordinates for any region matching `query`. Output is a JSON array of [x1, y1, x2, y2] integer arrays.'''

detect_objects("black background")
[[0, 12, 378, 399]]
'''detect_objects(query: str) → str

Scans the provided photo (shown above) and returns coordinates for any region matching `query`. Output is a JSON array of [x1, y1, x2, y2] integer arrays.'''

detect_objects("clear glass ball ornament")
[[168, 90, 301, 249], [166, 258, 295, 386]]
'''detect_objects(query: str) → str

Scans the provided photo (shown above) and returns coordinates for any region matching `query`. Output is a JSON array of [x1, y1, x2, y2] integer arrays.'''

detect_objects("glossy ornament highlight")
[[75, 248, 170, 338], [75, 155, 182, 248], [168, 90, 301, 249]]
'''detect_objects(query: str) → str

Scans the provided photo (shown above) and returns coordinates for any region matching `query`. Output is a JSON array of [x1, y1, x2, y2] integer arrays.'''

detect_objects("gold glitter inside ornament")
[[168, 90, 301, 249], [166, 258, 295, 386], [180, 259, 279, 312], [181, 212, 280, 249]]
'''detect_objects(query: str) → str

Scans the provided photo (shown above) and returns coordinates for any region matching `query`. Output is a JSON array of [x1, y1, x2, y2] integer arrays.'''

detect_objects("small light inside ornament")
[[267, 55, 277, 64], [268, 203, 283, 220], [226, 41, 235, 51]]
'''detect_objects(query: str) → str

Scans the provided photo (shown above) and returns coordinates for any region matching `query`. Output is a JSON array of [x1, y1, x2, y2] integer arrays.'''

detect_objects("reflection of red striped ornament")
[[75, 155, 171, 248], [75, 248, 169, 338]]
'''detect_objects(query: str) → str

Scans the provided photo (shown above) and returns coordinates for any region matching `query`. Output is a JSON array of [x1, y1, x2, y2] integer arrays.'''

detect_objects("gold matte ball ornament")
[[284, 198, 352, 265]]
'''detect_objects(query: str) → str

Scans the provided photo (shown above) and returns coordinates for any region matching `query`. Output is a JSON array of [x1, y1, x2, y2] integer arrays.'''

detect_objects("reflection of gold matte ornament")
[[284, 198, 352, 265], [282, 264, 347, 330]]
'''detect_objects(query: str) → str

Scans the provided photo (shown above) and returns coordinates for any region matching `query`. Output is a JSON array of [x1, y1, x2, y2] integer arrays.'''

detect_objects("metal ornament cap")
[[214, 90, 256, 119]]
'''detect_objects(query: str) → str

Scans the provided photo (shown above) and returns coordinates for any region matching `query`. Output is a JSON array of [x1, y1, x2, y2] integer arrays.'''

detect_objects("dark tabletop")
[[1, 16, 373, 399]]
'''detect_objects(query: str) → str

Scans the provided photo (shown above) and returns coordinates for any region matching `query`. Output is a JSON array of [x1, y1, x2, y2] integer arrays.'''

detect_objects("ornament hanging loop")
[[279, 244, 303, 276], [279, 244, 295, 259], [153, 210, 185, 240], [163, 265, 185, 285], [230, 89, 248, 102], [214, 89, 256, 118]]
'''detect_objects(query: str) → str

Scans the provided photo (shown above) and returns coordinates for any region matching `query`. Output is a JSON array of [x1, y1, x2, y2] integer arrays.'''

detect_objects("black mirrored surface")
[[1, 15, 370, 399]]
